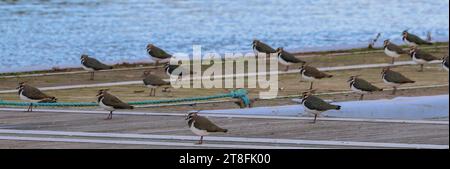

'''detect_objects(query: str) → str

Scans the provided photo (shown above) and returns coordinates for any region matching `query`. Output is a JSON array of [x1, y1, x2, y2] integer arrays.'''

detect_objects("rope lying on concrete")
[[0, 89, 250, 108]]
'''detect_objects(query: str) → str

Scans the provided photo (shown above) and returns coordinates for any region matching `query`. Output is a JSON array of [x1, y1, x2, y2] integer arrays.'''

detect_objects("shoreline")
[[1, 40, 448, 75]]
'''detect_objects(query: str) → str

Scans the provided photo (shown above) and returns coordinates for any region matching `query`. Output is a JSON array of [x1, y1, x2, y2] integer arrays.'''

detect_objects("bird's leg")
[[27, 103, 32, 112], [392, 87, 397, 95], [359, 94, 364, 101], [196, 136, 204, 144], [419, 64, 424, 72], [312, 114, 317, 124], [309, 82, 314, 90], [90, 72, 94, 80], [105, 111, 112, 120], [285, 66, 289, 72], [391, 58, 395, 65], [149, 89, 153, 96]]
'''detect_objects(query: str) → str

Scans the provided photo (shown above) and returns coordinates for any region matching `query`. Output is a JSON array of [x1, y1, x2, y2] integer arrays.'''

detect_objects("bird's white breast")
[[19, 91, 38, 102], [351, 84, 368, 94], [404, 39, 417, 47], [190, 122, 209, 136], [382, 75, 401, 87], [278, 55, 292, 65], [384, 48, 400, 58], [81, 64, 94, 72], [301, 72, 316, 81], [302, 104, 323, 115], [98, 98, 115, 111], [412, 54, 427, 64]]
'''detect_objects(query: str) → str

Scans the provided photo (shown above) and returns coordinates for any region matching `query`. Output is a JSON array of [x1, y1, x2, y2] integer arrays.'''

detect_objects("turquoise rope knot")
[[229, 89, 251, 107]]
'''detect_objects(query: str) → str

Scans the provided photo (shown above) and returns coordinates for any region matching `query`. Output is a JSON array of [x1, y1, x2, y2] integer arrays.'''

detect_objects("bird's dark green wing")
[[194, 116, 226, 132], [354, 78, 382, 92], [150, 46, 172, 59], [387, 43, 405, 54], [143, 74, 170, 86], [304, 96, 340, 111], [84, 57, 112, 70], [280, 51, 306, 63], [23, 85, 51, 100], [416, 50, 439, 61], [385, 70, 414, 83], [103, 93, 133, 109], [304, 66, 331, 78], [407, 34, 432, 45], [256, 42, 276, 53]]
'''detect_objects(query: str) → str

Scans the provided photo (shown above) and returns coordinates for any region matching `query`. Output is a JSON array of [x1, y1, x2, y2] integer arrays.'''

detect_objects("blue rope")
[[0, 89, 250, 107]]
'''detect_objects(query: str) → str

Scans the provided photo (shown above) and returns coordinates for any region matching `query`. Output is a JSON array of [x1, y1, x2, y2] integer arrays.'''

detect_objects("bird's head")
[[381, 67, 390, 75], [299, 63, 308, 73], [383, 39, 390, 48], [347, 75, 359, 83], [301, 89, 315, 103], [146, 44, 154, 50], [252, 39, 259, 46], [16, 82, 26, 89], [80, 54, 88, 60], [185, 111, 199, 120], [402, 30, 409, 37], [96, 89, 109, 97], [275, 47, 284, 53]]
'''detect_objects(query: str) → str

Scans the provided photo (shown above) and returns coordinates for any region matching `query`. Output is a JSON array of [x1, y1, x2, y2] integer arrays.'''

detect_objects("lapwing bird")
[[164, 63, 193, 80], [252, 39, 276, 57], [185, 111, 228, 144], [276, 47, 306, 71], [147, 44, 172, 66], [80, 55, 113, 80], [96, 89, 133, 120], [381, 67, 415, 95], [402, 30, 432, 47], [17, 82, 57, 112], [347, 76, 383, 100], [300, 91, 341, 123], [142, 71, 171, 96], [409, 46, 440, 72], [383, 39, 405, 64], [299, 65, 333, 90], [442, 55, 449, 71]]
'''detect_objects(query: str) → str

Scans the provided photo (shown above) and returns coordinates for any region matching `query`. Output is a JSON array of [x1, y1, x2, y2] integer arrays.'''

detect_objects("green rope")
[[0, 89, 250, 107]]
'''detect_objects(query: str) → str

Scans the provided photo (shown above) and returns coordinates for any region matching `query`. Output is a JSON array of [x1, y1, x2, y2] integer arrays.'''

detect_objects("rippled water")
[[0, 0, 448, 73]]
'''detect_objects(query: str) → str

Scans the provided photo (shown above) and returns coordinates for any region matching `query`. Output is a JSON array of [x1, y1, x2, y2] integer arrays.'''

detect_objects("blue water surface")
[[0, 0, 448, 73]]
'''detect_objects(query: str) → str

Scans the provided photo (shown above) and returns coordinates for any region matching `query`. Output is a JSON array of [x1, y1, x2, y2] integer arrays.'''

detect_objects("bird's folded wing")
[[257, 43, 276, 53], [281, 51, 305, 63], [305, 96, 336, 111], [23, 86, 51, 100], [103, 95, 132, 109], [387, 43, 405, 54], [194, 116, 224, 132], [150, 47, 172, 59], [85, 58, 111, 70], [386, 71, 414, 83], [354, 79, 380, 91]]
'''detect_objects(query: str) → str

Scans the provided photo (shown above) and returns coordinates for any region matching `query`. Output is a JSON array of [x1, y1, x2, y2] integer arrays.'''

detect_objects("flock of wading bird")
[[13, 30, 449, 144]]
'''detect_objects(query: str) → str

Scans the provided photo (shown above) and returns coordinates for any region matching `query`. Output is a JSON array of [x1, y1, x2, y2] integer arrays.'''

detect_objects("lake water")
[[0, 0, 448, 73]]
